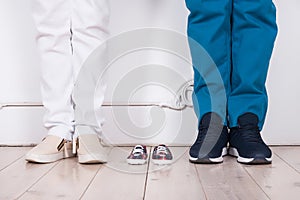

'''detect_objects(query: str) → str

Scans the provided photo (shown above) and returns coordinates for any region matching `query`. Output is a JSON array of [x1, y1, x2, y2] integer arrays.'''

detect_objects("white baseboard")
[[0, 106, 299, 146]]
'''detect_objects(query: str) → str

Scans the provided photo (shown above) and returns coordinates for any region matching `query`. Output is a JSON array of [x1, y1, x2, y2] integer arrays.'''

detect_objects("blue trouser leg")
[[185, 0, 277, 129], [228, 0, 277, 129], [185, 0, 232, 125]]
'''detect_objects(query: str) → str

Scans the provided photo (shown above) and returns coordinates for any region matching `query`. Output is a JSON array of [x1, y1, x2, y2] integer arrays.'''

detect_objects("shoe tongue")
[[200, 112, 222, 127], [238, 113, 258, 127]]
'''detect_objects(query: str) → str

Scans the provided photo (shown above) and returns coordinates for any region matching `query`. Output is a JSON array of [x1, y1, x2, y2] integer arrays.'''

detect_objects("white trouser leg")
[[31, 0, 74, 140], [31, 0, 109, 140], [71, 0, 109, 137]]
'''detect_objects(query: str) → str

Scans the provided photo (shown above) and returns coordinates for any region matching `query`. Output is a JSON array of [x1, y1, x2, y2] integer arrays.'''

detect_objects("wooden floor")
[[0, 146, 300, 200]]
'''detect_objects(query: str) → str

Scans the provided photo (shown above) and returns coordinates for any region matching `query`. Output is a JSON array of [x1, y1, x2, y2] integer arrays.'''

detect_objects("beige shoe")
[[25, 135, 74, 163], [77, 134, 108, 164]]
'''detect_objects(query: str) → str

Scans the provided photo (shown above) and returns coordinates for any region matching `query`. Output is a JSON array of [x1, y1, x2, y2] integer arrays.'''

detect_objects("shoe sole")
[[78, 154, 107, 164], [189, 147, 227, 164], [152, 159, 173, 165], [127, 159, 147, 165], [25, 148, 74, 163], [228, 147, 272, 165]]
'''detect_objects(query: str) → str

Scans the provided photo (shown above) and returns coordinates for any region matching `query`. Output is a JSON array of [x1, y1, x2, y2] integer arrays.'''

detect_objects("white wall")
[[0, 0, 299, 145], [263, 0, 300, 145]]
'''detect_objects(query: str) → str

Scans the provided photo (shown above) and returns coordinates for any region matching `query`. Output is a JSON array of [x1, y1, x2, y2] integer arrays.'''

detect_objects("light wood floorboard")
[[144, 147, 206, 200], [19, 158, 102, 200], [0, 155, 57, 199], [0, 147, 31, 171], [195, 156, 270, 200], [243, 154, 300, 200], [272, 146, 300, 173], [0, 147, 299, 200], [81, 147, 149, 200]]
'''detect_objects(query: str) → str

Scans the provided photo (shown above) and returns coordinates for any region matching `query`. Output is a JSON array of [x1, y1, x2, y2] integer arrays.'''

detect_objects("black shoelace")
[[237, 125, 264, 144], [196, 124, 223, 145]]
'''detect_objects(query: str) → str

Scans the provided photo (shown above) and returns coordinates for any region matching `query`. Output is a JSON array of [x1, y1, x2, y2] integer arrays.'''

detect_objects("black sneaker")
[[228, 113, 272, 165], [189, 112, 229, 164]]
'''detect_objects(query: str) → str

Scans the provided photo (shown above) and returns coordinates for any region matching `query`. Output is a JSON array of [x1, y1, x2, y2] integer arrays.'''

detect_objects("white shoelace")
[[132, 145, 145, 155], [155, 145, 168, 155]]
